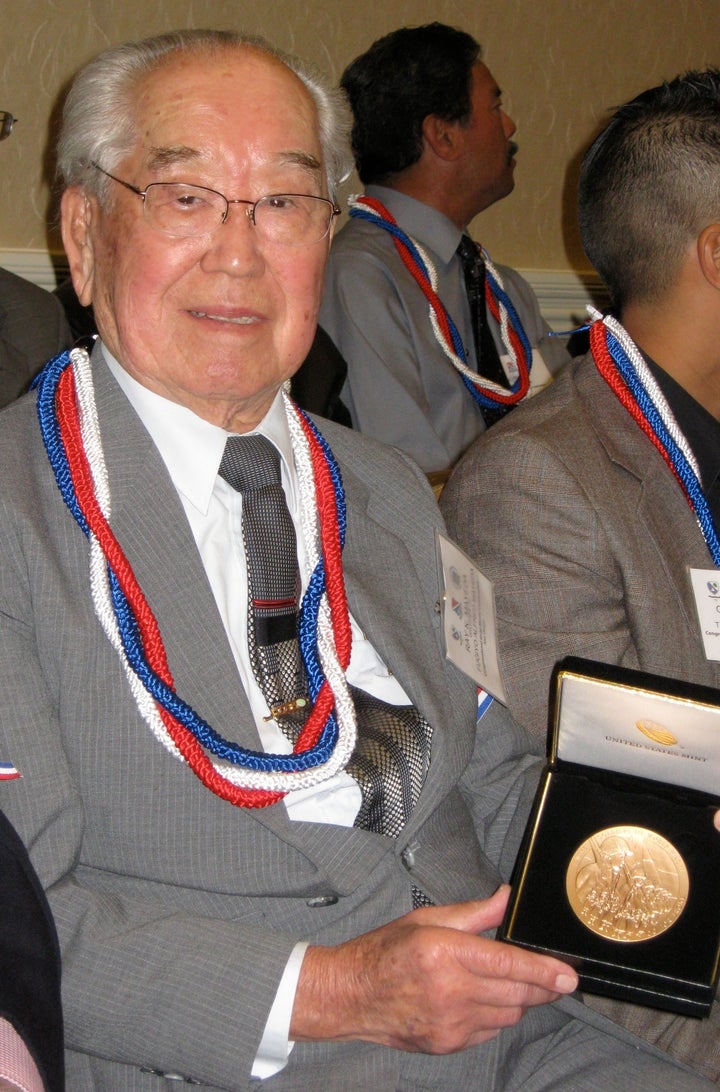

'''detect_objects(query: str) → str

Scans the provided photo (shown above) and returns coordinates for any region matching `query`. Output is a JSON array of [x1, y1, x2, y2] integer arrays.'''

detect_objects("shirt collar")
[[101, 343, 297, 516], [365, 184, 464, 267]]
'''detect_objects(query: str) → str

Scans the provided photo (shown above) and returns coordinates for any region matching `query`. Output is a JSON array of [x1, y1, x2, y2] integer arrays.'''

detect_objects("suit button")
[[306, 894, 339, 908], [401, 844, 417, 870]]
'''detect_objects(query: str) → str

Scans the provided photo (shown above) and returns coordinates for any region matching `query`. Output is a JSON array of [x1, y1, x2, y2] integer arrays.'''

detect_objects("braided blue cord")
[[606, 329, 720, 565], [110, 571, 338, 770], [484, 263, 533, 371]]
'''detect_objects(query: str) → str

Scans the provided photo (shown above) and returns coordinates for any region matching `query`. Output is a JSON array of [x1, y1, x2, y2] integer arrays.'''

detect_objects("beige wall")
[[2, 0, 720, 277]]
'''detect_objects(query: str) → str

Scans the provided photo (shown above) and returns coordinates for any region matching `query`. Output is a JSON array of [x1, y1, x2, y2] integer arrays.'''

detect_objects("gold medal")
[[565, 825, 689, 942]]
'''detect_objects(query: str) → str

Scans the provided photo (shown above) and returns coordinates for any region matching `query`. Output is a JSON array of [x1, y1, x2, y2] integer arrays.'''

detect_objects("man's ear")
[[421, 114, 463, 161], [697, 223, 720, 290], [60, 187, 97, 306]]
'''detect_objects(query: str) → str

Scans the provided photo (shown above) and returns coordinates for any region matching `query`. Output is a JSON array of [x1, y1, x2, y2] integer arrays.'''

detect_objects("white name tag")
[[436, 533, 507, 702], [500, 347, 553, 395], [689, 567, 720, 661]]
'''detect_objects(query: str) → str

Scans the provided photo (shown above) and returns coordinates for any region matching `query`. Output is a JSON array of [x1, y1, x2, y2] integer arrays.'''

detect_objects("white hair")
[[57, 28, 351, 201]]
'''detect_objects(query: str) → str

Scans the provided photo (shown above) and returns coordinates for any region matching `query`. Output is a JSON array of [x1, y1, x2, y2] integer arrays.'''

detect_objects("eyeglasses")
[[0, 113, 17, 141], [90, 162, 340, 245]]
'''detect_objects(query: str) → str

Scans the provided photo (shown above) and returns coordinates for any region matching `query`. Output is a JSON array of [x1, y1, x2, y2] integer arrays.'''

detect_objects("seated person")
[[320, 23, 569, 474], [1, 28, 714, 1088], [441, 68, 720, 1081], [0, 809, 64, 1091]]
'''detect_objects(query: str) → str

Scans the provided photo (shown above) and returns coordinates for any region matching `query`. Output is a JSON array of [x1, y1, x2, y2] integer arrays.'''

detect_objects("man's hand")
[[291, 885, 578, 1054]]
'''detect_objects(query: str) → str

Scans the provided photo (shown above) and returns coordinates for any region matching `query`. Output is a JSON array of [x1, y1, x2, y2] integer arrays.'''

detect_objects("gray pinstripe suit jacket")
[[0, 351, 541, 1088], [0, 351, 710, 1090]]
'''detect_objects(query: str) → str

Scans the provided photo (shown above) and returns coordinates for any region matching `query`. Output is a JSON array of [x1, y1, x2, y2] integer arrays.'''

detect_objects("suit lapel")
[[583, 365, 718, 642], [333, 438, 474, 829]]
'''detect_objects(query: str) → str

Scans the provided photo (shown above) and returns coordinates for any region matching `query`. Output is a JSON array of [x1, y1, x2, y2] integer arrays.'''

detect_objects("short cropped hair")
[[57, 28, 351, 202], [341, 22, 481, 185], [579, 68, 720, 310]]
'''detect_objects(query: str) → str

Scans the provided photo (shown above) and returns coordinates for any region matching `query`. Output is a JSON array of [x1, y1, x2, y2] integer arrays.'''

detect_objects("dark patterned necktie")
[[456, 234, 514, 426], [219, 434, 307, 731], [219, 434, 434, 903]]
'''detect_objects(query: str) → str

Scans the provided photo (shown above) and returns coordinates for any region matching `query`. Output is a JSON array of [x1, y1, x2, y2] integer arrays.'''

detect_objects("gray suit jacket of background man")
[[0, 267, 70, 407], [441, 349, 720, 1080], [0, 351, 554, 1089]]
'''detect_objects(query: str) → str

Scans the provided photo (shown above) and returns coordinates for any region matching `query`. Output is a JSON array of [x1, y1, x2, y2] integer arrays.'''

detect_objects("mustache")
[[508, 141, 519, 162]]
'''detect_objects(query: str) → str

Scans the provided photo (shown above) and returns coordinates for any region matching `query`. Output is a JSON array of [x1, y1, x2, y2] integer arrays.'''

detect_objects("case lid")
[[551, 658, 720, 796]]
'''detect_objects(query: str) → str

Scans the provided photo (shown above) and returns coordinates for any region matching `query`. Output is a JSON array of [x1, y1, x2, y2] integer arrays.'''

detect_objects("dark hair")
[[341, 22, 480, 184], [578, 68, 720, 310]]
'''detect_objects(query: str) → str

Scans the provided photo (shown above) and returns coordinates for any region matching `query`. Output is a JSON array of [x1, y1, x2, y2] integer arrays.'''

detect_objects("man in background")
[[320, 23, 569, 475]]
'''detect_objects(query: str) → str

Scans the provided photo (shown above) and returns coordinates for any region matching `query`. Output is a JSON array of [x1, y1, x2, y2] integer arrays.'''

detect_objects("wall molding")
[[1, 248, 610, 331], [1, 249, 67, 292]]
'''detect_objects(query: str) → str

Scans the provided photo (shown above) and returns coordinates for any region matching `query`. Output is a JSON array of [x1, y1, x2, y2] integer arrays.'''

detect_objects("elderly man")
[[320, 23, 569, 475], [0, 30, 712, 1090], [442, 69, 720, 1082]]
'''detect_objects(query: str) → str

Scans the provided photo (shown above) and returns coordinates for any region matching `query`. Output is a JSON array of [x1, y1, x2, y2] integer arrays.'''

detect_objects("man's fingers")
[[408, 888, 578, 996]]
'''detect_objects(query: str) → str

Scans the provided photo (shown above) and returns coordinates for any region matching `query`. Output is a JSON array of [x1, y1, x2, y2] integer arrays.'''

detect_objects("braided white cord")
[[483, 252, 517, 370], [593, 308, 701, 479], [72, 349, 185, 760], [70, 353, 358, 792], [284, 395, 358, 771]]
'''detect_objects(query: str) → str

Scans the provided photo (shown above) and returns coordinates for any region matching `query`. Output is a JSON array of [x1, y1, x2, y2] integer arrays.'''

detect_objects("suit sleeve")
[[459, 699, 543, 881], [441, 427, 635, 742]]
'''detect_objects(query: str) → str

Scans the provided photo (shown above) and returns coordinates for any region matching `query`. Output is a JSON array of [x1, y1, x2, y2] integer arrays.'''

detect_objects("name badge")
[[500, 347, 553, 396], [689, 567, 720, 661], [436, 533, 507, 702]]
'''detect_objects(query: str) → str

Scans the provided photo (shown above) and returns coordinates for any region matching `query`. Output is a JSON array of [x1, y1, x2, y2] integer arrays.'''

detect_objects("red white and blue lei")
[[349, 194, 533, 412], [34, 346, 359, 808], [589, 308, 720, 565]]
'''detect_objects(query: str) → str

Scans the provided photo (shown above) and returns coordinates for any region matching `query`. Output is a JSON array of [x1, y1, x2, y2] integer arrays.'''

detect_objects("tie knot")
[[219, 434, 282, 494], [456, 235, 482, 274]]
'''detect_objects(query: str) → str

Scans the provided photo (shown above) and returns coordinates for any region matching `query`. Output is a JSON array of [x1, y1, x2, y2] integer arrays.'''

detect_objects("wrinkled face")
[[455, 61, 517, 220], [62, 48, 332, 431]]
